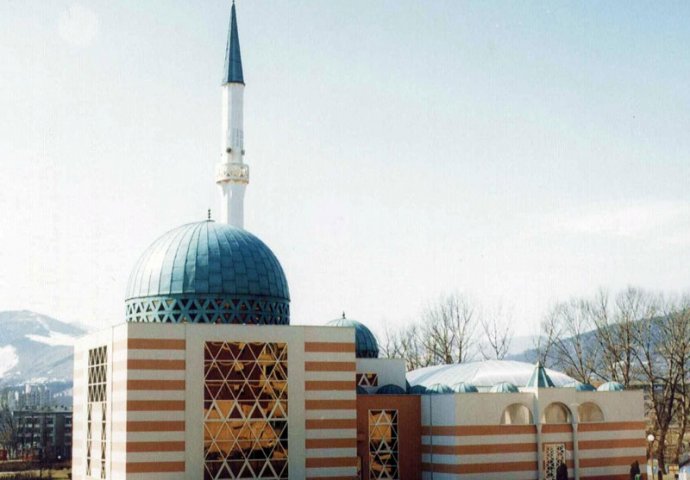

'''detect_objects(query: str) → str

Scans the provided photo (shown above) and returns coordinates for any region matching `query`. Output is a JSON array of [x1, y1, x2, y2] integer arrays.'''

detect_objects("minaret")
[[216, 1, 248, 228]]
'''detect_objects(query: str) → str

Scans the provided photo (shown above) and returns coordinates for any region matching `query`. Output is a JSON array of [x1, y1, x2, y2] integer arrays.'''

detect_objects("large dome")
[[125, 221, 290, 325], [407, 360, 575, 391]]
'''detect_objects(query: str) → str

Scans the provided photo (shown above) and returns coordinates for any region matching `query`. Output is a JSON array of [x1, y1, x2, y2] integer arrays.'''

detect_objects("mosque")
[[72, 4, 646, 480]]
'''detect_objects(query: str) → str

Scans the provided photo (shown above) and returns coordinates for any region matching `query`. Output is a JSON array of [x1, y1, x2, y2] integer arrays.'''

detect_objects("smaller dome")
[[452, 382, 478, 393], [376, 384, 406, 395], [356, 385, 369, 395], [562, 381, 596, 391], [426, 383, 454, 394], [597, 381, 624, 392], [408, 385, 427, 394], [326, 316, 379, 358], [490, 382, 519, 393]]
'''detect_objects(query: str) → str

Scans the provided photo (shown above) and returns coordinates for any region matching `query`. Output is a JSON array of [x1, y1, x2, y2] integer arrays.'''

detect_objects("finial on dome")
[[342, 311, 346, 319], [207, 209, 212, 220]]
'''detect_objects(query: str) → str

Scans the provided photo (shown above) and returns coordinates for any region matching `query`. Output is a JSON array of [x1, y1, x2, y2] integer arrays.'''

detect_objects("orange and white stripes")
[[112, 336, 187, 479], [421, 424, 538, 480], [577, 421, 646, 480], [303, 336, 358, 480], [542, 423, 575, 473]]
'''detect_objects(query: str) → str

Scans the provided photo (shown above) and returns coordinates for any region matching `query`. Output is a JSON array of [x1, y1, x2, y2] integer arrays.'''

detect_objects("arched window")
[[500, 403, 534, 425], [578, 402, 604, 422], [541, 402, 572, 424]]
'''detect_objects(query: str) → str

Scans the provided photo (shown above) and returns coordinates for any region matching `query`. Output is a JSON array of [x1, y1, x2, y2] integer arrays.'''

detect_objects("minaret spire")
[[216, 1, 248, 228], [223, 1, 244, 85]]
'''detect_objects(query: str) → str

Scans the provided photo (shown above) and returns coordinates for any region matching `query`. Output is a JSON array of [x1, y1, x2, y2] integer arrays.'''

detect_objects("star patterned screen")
[[86, 346, 107, 479], [368, 409, 399, 480], [204, 341, 288, 479]]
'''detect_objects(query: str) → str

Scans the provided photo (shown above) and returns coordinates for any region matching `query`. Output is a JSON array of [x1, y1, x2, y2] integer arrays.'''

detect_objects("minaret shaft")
[[216, 3, 248, 228]]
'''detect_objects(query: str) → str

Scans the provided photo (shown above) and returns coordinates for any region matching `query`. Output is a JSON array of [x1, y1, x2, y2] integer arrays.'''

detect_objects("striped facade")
[[421, 424, 539, 479], [74, 323, 645, 480], [420, 391, 646, 480], [303, 331, 358, 480], [577, 421, 647, 480], [73, 323, 359, 480], [113, 334, 187, 479]]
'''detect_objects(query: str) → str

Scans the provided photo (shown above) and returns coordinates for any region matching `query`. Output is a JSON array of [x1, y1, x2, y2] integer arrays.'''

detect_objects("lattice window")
[[86, 346, 107, 479], [357, 373, 379, 388], [204, 342, 288, 480], [544, 443, 566, 480], [368, 410, 399, 480], [126, 296, 290, 325]]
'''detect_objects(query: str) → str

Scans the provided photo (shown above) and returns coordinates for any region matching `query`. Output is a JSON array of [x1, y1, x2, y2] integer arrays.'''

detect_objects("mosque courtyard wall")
[[420, 389, 646, 480]]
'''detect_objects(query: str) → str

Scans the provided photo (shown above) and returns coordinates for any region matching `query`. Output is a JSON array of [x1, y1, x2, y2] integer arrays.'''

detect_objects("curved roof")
[[408, 385, 427, 394], [452, 382, 478, 393], [126, 221, 289, 302], [563, 381, 596, 391], [425, 383, 454, 394], [490, 382, 519, 393], [376, 384, 406, 395], [597, 381, 624, 392], [326, 317, 379, 358], [407, 360, 575, 390]]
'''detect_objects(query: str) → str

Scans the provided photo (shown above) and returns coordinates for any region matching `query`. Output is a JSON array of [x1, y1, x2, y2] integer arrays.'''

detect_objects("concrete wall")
[[356, 358, 407, 390], [419, 389, 646, 480]]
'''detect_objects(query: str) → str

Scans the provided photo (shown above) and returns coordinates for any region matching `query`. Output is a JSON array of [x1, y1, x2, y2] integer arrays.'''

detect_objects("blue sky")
[[1, 1, 689, 337]]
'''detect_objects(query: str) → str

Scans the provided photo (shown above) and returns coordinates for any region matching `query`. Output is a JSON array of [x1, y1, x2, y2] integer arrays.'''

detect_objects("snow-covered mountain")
[[0, 310, 87, 386]]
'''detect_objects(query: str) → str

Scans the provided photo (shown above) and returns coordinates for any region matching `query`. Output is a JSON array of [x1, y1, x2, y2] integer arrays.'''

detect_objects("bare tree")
[[631, 294, 690, 474], [0, 407, 18, 459], [590, 288, 649, 386], [540, 298, 599, 383], [421, 293, 477, 364], [532, 323, 557, 367], [382, 293, 479, 368], [382, 322, 433, 370], [479, 304, 513, 360]]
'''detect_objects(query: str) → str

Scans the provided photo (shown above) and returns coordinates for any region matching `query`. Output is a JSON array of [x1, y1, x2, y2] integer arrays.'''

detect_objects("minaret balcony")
[[216, 162, 249, 184]]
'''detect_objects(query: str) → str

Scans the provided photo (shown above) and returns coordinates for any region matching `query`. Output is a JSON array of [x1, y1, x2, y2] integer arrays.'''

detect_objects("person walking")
[[630, 460, 641, 480], [556, 461, 568, 480]]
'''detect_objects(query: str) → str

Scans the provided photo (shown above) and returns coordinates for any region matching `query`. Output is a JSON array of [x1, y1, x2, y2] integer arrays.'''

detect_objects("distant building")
[[1, 384, 54, 411], [15, 409, 72, 461]]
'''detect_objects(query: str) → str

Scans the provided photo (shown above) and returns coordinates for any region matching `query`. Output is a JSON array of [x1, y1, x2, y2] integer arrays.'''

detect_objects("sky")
[[1, 1, 690, 339]]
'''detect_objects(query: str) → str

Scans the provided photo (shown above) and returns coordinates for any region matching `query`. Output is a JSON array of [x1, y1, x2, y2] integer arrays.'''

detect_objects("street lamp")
[[647, 434, 655, 480]]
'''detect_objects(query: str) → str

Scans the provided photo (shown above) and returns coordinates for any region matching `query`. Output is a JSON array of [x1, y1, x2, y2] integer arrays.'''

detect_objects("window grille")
[[368, 410, 399, 480], [86, 346, 107, 479], [203, 342, 288, 479]]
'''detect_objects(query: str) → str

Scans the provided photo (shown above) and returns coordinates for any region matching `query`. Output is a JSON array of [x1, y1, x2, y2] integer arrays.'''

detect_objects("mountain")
[[0, 310, 87, 386]]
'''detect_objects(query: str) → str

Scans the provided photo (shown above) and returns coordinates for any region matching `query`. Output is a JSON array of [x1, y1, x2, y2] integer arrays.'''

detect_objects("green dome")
[[425, 384, 454, 394], [597, 381, 624, 392], [326, 317, 379, 358], [452, 382, 479, 393], [490, 382, 519, 393], [125, 221, 290, 325], [376, 384, 406, 395], [563, 381, 596, 391]]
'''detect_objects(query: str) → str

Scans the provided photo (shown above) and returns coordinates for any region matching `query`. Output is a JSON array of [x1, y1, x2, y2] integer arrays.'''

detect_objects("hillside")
[[0, 310, 86, 386]]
